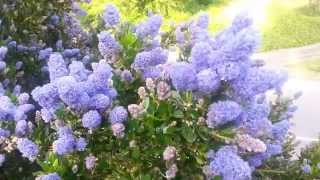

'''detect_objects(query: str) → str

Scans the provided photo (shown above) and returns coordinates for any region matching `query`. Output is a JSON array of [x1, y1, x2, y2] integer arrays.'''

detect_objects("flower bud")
[[163, 146, 176, 161]]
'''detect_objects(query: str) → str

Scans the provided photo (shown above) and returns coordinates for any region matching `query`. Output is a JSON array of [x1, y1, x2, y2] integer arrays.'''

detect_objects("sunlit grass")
[[82, 0, 320, 51], [261, 0, 320, 51]]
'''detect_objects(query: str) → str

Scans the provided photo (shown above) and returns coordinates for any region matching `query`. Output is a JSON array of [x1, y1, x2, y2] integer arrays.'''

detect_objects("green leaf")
[[173, 110, 184, 119], [181, 125, 196, 143], [143, 97, 150, 110], [53, 159, 59, 170], [141, 174, 152, 180], [131, 148, 140, 160]]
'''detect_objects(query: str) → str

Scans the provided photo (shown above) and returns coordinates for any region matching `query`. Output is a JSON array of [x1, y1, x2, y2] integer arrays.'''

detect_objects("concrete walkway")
[[255, 44, 320, 145], [254, 43, 320, 67]]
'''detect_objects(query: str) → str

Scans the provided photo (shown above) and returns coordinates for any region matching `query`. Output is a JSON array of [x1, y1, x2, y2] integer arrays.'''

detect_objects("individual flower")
[[301, 164, 312, 174], [76, 137, 87, 151], [85, 155, 97, 170], [17, 138, 39, 161], [0, 47, 8, 61], [111, 123, 125, 138], [0, 154, 5, 167], [156, 81, 171, 100], [63, 48, 80, 58], [109, 106, 128, 124], [145, 78, 155, 91], [18, 93, 30, 105], [163, 146, 176, 161], [103, 4, 120, 27], [137, 87, 147, 99], [121, 69, 133, 82], [206, 101, 242, 127], [82, 110, 102, 129], [0, 128, 10, 137], [15, 61, 23, 70], [196, 13, 209, 29], [202, 165, 215, 179], [40, 108, 55, 123], [0, 61, 6, 72], [235, 134, 267, 153], [15, 120, 30, 137], [165, 164, 178, 179], [38, 48, 53, 61], [128, 104, 144, 118]]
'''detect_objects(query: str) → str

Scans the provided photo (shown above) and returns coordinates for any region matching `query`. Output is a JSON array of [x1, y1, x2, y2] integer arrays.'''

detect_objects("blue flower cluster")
[[209, 146, 252, 180], [132, 47, 168, 79], [32, 54, 116, 122], [167, 14, 297, 179], [0, 47, 8, 72], [0, 84, 37, 162], [136, 14, 163, 39], [31, 52, 119, 155], [17, 138, 39, 161], [103, 4, 120, 27], [36, 173, 61, 180], [98, 31, 121, 58], [53, 126, 87, 155]]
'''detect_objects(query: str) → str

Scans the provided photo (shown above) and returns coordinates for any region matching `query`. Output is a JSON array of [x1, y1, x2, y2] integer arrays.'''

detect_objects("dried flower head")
[[156, 81, 171, 100]]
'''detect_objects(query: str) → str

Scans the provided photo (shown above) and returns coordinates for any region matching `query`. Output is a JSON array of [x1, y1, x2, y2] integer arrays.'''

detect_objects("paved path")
[[254, 43, 320, 67], [255, 44, 320, 146]]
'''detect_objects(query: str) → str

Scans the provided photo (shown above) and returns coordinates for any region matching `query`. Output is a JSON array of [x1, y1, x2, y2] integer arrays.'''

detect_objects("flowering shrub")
[[0, 2, 302, 180]]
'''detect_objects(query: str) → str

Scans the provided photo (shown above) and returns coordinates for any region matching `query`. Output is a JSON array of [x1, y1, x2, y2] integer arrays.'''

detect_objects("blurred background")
[[82, 0, 320, 148]]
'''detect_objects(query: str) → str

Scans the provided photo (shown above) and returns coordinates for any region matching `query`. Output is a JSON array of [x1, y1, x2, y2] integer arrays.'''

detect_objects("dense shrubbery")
[[0, 1, 318, 179]]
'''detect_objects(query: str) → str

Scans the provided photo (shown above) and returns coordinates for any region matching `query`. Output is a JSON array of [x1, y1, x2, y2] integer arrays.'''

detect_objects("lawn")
[[83, 0, 320, 52], [261, 0, 320, 51]]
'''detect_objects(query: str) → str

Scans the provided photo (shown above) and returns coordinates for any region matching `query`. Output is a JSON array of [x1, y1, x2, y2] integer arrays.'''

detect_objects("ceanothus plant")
[[0, 3, 300, 180]]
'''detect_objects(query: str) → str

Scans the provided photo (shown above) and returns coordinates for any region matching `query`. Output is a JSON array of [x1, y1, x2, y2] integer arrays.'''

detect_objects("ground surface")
[[255, 44, 320, 145]]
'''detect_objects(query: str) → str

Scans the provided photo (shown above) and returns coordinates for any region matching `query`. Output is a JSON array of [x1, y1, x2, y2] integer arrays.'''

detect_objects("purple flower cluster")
[[132, 47, 168, 79], [82, 110, 102, 129], [17, 138, 39, 161], [36, 173, 61, 180], [53, 126, 87, 155], [0, 46, 8, 72], [98, 31, 120, 58], [103, 4, 120, 27], [31, 52, 121, 154], [206, 101, 242, 127], [109, 106, 128, 138], [168, 13, 296, 178], [32, 54, 116, 122], [136, 14, 163, 39], [209, 146, 252, 180]]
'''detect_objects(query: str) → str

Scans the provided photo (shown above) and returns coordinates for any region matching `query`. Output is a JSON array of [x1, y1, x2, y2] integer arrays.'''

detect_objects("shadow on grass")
[[181, 0, 230, 14]]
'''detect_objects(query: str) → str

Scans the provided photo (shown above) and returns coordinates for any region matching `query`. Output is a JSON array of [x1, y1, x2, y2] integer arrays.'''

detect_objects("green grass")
[[82, 0, 231, 30], [83, 0, 320, 52], [261, 0, 320, 51]]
